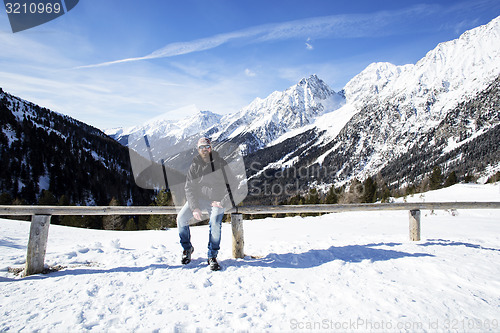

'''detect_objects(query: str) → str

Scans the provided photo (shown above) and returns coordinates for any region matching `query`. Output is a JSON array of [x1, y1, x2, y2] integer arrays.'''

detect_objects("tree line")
[[0, 189, 176, 231]]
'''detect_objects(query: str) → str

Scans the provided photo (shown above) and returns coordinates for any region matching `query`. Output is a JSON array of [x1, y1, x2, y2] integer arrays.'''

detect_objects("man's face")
[[198, 144, 211, 161]]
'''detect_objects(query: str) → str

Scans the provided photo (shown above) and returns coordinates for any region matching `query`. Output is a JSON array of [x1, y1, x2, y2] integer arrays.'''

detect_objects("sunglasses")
[[198, 145, 212, 150]]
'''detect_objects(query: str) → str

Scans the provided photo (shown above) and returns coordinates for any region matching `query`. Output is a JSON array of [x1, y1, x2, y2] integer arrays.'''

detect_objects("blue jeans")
[[177, 199, 225, 258]]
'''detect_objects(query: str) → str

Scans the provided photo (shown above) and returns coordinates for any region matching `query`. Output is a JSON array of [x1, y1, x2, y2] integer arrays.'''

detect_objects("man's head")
[[197, 137, 212, 162]]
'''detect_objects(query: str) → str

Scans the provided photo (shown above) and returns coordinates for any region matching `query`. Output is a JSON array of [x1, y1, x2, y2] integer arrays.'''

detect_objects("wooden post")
[[409, 209, 421, 241], [231, 213, 244, 259], [24, 215, 51, 276]]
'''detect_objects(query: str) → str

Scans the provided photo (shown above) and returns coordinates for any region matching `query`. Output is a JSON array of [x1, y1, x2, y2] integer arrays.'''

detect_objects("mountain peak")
[[298, 74, 321, 85], [344, 15, 500, 111]]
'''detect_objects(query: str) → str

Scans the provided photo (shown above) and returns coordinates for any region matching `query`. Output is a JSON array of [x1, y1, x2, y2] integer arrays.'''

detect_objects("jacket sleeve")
[[184, 164, 200, 211]]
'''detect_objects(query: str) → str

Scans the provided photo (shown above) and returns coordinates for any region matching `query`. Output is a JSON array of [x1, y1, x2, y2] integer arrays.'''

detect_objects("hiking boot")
[[181, 247, 194, 265], [208, 257, 220, 271]]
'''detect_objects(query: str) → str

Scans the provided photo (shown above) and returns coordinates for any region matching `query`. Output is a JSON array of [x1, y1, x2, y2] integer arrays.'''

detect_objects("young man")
[[176, 137, 234, 271]]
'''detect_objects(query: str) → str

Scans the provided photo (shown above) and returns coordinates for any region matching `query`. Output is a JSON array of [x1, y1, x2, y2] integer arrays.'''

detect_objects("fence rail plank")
[[1, 202, 499, 216], [3, 202, 499, 276]]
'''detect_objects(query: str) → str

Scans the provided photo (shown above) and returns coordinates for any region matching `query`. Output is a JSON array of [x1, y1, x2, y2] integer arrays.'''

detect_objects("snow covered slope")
[[0, 88, 151, 206], [106, 17, 500, 195], [107, 75, 345, 156], [249, 16, 500, 189], [344, 15, 500, 123], [211, 74, 345, 153], [1, 183, 499, 331], [106, 106, 222, 147]]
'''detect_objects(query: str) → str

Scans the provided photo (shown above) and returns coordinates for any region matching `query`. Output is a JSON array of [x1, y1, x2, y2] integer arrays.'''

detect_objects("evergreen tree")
[[464, 173, 476, 183], [0, 192, 12, 205], [103, 197, 124, 230], [420, 176, 430, 193], [324, 186, 338, 204], [344, 178, 363, 203], [12, 197, 30, 221], [138, 215, 149, 230], [305, 188, 320, 205], [429, 166, 443, 190], [58, 195, 70, 206], [444, 171, 458, 187], [487, 171, 500, 184], [147, 190, 176, 230], [38, 190, 57, 205], [124, 218, 137, 231], [288, 194, 304, 205], [362, 177, 377, 203]]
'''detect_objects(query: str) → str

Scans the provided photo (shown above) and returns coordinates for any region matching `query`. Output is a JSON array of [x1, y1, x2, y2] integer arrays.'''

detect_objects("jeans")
[[177, 199, 225, 258]]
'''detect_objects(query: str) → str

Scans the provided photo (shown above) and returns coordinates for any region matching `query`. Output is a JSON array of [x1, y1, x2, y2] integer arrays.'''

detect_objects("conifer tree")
[[324, 186, 338, 204], [38, 190, 57, 205], [362, 177, 377, 203], [444, 171, 458, 187], [0, 192, 12, 205], [305, 188, 320, 205], [429, 166, 443, 190], [147, 190, 176, 230], [124, 218, 137, 231], [103, 197, 124, 230]]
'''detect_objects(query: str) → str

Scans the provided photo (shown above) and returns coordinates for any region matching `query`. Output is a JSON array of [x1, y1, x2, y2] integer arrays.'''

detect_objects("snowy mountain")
[[344, 15, 500, 121], [211, 74, 345, 154], [106, 75, 345, 157], [47, 15, 500, 205], [243, 15, 500, 200], [106, 106, 222, 147], [0, 88, 154, 207]]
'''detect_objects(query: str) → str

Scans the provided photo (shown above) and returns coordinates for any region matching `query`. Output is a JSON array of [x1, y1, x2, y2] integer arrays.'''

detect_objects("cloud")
[[245, 68, 256, 77], [76, 4, 441, 69]]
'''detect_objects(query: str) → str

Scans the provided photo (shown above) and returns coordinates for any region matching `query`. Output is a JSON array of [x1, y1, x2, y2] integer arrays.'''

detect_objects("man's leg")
[[207, 205, 225, 259], [177, 202, 193, 251]]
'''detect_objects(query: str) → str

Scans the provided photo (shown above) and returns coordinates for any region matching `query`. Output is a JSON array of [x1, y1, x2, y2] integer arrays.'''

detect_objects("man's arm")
[[184, 164, 201, 212]]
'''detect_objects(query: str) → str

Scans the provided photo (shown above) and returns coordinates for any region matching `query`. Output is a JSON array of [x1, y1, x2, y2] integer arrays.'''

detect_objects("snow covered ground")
[[1, 184, 499, 332]]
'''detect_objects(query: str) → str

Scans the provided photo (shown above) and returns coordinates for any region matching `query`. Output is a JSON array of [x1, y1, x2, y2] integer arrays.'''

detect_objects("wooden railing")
[[1, 202, 499, 276]]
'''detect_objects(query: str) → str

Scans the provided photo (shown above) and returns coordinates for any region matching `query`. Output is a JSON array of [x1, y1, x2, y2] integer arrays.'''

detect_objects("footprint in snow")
[[203, 279, 213, 288]]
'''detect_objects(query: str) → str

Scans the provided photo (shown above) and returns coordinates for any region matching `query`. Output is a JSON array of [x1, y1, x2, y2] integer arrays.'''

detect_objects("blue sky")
[[1, 0, 499, 130]]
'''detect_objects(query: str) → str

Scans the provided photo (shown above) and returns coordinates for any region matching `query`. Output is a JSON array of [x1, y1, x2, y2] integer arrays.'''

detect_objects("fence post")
[[24, 215, 51, 277], [409, 209, 421, 241], [231, 213, 244, 259]]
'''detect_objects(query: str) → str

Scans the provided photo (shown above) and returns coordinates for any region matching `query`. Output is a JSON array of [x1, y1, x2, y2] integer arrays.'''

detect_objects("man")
[[176, 137, 235, 271]]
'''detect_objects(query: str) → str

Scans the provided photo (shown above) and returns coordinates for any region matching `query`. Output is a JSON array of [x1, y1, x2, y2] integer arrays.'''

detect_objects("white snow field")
[[1, 184, 499, 332]]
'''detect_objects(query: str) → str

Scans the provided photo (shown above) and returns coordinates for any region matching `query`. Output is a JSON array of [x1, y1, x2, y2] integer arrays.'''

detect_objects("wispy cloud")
[[245, 68, 256, 77], [76, 4, 441, 69]]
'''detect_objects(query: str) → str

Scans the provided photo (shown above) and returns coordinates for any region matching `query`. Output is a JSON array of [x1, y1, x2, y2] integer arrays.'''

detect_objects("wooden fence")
[[1, 202, 499, 276]]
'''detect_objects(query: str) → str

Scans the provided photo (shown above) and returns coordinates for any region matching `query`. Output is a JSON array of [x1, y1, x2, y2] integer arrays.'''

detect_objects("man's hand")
[[211, 201, 223, 208], [192, 208, 202, 221]]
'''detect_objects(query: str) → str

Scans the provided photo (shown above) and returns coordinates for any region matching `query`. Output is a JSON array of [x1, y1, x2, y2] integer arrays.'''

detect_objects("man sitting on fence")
[[176, 137, 237, 271]]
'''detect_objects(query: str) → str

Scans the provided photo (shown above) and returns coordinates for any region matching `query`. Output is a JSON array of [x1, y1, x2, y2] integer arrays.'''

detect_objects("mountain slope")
[[106, 107, 222, 147], [212, 74, 345, 154], [242, 15, 500, 201], [0, 88, 154, 206], [104, 16, 500, 205], [107, 75, 345, 158]]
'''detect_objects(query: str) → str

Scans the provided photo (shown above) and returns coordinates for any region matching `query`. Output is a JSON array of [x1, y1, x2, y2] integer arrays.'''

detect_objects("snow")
[[396, 183, 500, 203], [1, 184, 500, 332]]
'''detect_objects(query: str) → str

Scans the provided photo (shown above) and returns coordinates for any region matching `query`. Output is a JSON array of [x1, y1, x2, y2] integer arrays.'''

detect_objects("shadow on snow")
[[226, 242, 434, 269], [5, 241, 471, 280]]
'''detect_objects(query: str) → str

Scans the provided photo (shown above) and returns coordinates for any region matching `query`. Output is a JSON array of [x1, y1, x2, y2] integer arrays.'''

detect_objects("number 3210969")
[[5, 2, 62, 14]]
